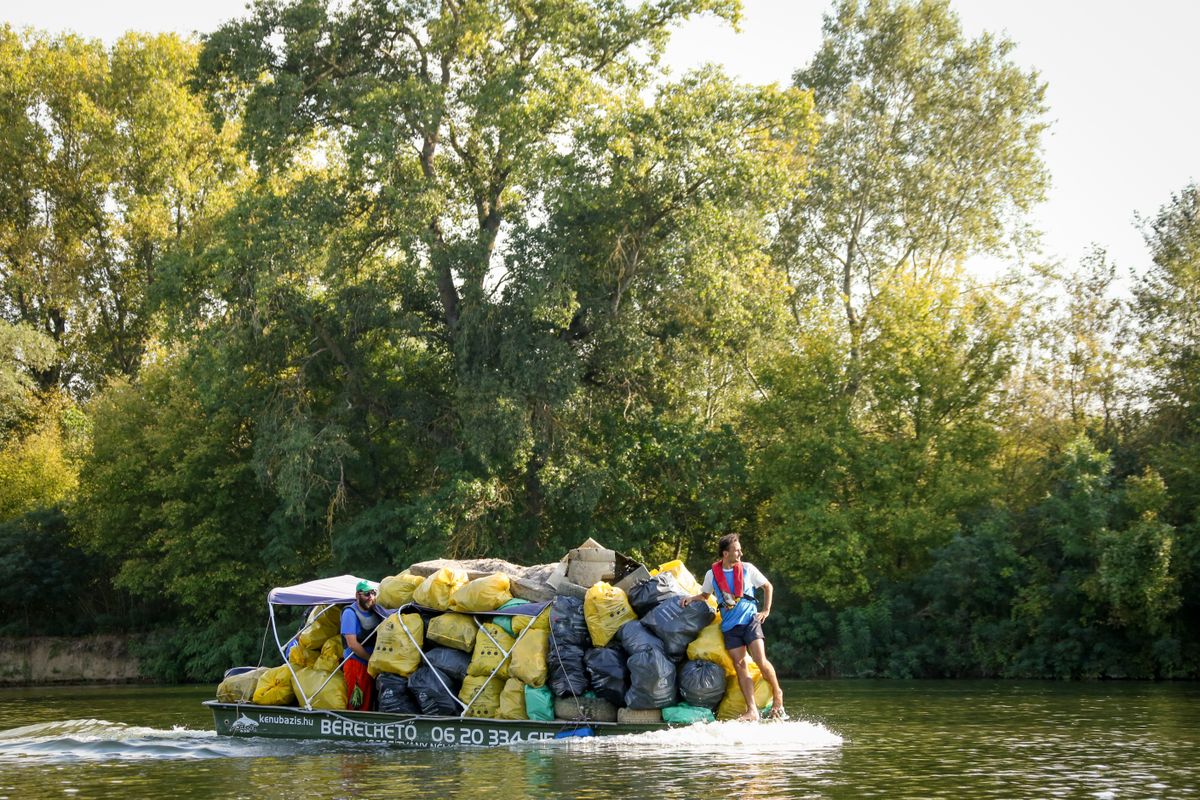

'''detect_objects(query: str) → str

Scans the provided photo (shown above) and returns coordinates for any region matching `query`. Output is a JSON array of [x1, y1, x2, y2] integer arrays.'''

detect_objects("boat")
[[204, 701, 670, 747], [206, 574, 676, 747]]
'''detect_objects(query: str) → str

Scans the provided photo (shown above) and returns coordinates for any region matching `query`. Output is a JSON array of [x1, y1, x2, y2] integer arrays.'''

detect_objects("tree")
[[781, 0, 1047, 393], [752, 267, 1017, 604], [1132, 182, 1200, 668], [187, 0, 814, 566], [0, 28, 242, 394]]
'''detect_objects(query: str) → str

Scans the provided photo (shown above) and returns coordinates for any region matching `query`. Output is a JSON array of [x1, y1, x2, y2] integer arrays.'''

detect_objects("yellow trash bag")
[[449, 572, 513, 612], [413, 567, 468, 610], [378, 571, 425, 608], [315, 636, 344, 673], [498, 678, 527, 720], [288, 645, 320, 670], [687, 617, 735, 677], [468, 622, 514, 679], [216, 667, 267, 703], [656, 559, 707, 598], [427, 612, 479, 652], [584, 582, 637, 647], [368, 613, 425, 677], [508, 628, 549, 688], [512, 607, 551, 635], [715, 662, 773, 721], [252, 664, 297, 706], [292, 667, 348, 710], [460, 675, 503, 718], [297, 604, 342, 650]]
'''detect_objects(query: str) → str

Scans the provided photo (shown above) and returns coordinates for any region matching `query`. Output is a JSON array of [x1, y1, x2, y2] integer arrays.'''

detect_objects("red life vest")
[[711, 561, 744, 608]]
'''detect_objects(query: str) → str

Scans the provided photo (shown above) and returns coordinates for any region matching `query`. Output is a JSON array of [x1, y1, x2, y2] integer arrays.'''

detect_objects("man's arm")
[[680, 591, 710, 607], [344, 633, 370, 662], [755, 580, 773, 623]]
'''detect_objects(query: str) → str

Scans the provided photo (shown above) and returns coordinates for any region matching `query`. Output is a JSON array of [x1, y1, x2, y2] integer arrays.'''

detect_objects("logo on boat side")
[[231, 714, 260, 733]]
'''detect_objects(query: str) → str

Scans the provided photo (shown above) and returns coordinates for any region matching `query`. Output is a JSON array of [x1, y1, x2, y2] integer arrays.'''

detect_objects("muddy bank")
[[0, 636, 141, 685]]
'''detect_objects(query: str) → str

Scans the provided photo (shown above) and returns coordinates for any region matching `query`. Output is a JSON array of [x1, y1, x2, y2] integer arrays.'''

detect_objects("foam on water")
[[0, 719, 266, 763], [527, 718, 842, 757]]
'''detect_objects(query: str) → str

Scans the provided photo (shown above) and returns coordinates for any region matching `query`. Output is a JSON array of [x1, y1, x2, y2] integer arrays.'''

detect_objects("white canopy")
[[267, 574, 372, 606]]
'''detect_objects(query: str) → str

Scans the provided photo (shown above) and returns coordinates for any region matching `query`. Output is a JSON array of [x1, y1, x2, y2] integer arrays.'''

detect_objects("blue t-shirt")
[[340, 606, 379, 664], [701, 562, 768, 631]]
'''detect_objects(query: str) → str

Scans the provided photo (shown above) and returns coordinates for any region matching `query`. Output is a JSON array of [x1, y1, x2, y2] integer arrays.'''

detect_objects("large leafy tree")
[[1133, 183, 1200, 665], [0, 28, 242, 394], [186, 0, 814, 566], [780, 0, 1047, 391]]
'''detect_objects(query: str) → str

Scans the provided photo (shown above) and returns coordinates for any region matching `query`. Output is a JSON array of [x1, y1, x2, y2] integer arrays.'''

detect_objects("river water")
[[0, 680, 1197, 799]]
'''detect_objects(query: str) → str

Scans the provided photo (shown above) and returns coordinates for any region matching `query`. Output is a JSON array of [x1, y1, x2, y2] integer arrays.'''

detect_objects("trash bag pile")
[[231, 544, 775, 723]]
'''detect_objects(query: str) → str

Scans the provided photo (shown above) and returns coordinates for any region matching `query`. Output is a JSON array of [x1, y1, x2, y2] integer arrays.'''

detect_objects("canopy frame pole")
[[394, 609, 468, 713], [461, 607, 546, 717], [270, 600, 313, 710]]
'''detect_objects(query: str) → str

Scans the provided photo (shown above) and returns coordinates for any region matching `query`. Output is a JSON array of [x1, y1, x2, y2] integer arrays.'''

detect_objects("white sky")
[[3, 0, 1198, 281]]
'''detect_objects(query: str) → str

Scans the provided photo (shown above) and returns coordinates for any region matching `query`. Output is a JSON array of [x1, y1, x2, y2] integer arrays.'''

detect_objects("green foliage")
[[3, 4, 1198, 683], [0, 27, 243, 394], [0, 507, 138, 636]]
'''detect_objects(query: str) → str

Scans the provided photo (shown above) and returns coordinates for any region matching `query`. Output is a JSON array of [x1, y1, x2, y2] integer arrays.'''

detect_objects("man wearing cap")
[[341, 580, 382, 710]]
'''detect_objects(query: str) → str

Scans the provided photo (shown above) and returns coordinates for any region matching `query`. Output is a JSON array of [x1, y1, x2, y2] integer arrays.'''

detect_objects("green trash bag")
[[662, 703, 715, 725], [524, 683, 555, 721], [493, 598, 530, 636]]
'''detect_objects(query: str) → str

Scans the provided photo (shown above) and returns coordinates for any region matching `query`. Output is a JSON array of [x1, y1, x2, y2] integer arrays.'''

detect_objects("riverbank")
[[0, 636, 141, 685]]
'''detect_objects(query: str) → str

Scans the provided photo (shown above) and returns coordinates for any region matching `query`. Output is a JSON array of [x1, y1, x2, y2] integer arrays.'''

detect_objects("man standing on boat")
[[682, 534, 785, 721], [341, 580, 381, 711]]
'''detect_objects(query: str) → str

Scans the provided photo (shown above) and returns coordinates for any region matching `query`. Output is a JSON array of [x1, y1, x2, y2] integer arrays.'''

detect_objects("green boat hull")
[[205, 701, 670, 748]]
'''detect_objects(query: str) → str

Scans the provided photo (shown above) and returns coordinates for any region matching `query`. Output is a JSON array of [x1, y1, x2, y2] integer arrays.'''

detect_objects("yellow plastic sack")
[[413, 567, 469, 610], [216, 667, 267, 703], [449, 572, 513, 612], [656, 559, 706, 597], [687, 617, 735, 677], [297, 604, 343, 650], [292, 667, 348, 710], [584, 582, 637, 647], [459, 675, 503, 718], [252, 664, 297, 706], [511, 606, 551, 635], [715, 662, 773, 721], [427, 612, 479, 652], [315, 636, 344, 673], [368, 613, 425, 678], [508, 628, 549, 688], [468, 622, 514, 679], [378, 571, 425, 608], [289, 645, 319, 670], [499, 678, 528, 720]]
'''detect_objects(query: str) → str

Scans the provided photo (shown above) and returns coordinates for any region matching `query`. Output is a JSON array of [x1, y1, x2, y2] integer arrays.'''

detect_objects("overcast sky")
[[3, 0, 1198, 282]]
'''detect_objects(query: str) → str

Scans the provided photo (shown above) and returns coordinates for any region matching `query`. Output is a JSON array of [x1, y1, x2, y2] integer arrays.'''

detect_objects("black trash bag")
[[678, 660, 725, 709], [548, 642, 589, 698], [550, 596, 591, 648], [425, 645, 471, 681], [625, 648, 677, 709], [618, 620, 665, 655], [641, 597, 716, 661], [408, 646, 470, 715], [376, 673, 420, 714], [628, 573, 688, 618], [584, 646, 629, 706]]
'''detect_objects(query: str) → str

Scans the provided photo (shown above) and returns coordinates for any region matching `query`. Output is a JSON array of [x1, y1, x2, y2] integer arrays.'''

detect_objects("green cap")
[[356, 580, 376, 594]]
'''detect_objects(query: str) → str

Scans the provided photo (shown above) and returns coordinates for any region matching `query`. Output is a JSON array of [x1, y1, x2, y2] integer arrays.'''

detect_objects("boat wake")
[[0, 719, 275, 763], [528, 718, 842, 757]]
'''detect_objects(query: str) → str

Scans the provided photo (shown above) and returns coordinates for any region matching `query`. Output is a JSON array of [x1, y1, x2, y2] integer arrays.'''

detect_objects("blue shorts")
[[722, 617, 764, 650]]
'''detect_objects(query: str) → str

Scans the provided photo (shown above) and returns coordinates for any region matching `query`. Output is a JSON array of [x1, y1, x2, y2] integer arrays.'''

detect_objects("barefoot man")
[[682, 534, 785, 720]]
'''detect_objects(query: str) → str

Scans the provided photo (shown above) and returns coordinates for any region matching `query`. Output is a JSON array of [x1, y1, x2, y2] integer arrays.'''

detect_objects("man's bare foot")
[[767, 704, 787, 720], [737, 710, 760, 722]]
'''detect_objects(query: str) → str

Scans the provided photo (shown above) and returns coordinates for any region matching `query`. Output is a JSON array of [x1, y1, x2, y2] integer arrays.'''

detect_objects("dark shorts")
[[723, 617, 765, 650]]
